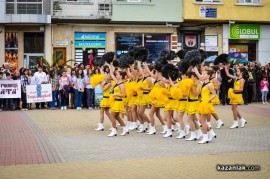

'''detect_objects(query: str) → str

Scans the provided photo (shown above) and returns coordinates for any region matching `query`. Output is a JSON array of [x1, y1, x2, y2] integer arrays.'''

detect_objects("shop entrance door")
[[23, 53, 44, 70], [53, 48, 66, 66]]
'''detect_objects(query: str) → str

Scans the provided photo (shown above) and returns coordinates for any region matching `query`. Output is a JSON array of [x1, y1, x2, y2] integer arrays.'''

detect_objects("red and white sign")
[[0, 80, 21, 98], [26, 84, 52, 103]]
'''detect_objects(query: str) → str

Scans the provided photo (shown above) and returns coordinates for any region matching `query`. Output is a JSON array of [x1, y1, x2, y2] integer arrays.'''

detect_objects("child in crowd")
[[260, 76, 269, 104]]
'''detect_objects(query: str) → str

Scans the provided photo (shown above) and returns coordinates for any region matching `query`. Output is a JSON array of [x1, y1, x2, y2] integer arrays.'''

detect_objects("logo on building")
[[230, 24, 260, 40]]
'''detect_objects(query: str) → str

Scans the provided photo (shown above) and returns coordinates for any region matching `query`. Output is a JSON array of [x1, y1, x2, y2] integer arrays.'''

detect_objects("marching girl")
[[208, 66, 224, 129], [194, 67, 217, 144], [161, 64, 180, 138], [185, 72, 203, 141], [145, 63, 167, 135], [107, 63, 129, 137], [225, 65, 247, 129], [136, 61, 152, 133], [126, 67, 139, 130], [175, 73, 193, 139], [95, 73, 112, 131]]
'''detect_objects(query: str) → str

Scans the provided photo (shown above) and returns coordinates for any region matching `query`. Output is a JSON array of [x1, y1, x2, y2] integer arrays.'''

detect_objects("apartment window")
[[66, 0, 90, 2], [6, 0, 43, 14], [98, 4, 110, 11], [116, 0, 152, 3], [236, 0, 261, 4], [195, 0, 222, 3]]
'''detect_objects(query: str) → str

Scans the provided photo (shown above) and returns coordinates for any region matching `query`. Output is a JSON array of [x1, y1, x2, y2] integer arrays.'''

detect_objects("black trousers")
[[21, 91, 27, 109], [243, 84, 249, 104], [221, 83, 228, 105]]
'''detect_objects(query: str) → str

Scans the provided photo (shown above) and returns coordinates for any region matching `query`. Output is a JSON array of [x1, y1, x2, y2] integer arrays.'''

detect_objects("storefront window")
[[115, 33, 142, 56], [115, 33, 171, 62]]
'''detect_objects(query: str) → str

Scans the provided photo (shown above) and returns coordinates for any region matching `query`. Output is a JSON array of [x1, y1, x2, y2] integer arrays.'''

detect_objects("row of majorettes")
[[95, 61, 247, 144]]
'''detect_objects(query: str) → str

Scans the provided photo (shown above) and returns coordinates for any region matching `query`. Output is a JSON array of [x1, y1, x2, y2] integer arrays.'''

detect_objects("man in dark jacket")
[[220, 63, 233, 105]]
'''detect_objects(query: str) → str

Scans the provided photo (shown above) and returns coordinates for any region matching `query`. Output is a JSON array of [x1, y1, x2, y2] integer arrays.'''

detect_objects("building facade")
[[51, 0, 183, 66], [0, 0, 52, 71], [182, 0, 270, 65]]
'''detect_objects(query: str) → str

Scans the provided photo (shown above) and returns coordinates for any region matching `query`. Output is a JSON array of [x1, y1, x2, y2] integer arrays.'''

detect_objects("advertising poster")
[[5, 32, 18, 72], [184, 34, 198, 49], [144, 34, 171, 60], [229, 45, 248, 63], [0, 80, 21, 99], [26, 84, 52, 103]]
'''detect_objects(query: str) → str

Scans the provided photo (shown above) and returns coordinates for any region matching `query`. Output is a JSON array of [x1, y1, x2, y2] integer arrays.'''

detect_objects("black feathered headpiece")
[[160, 49, 176, 61], [214, 54, 229, 65], [176, 50, 186, 60], [93, 57, 105, 67], [118, 54, 133, 68], [134, 47, 148, 62], [176, 59, 190, 75], [112, 59, 120, 68], [154, 58, 168, 72], [102, 52, 115, 64], [161, 64, 179, 81], [199, 49, 207, 63], [184, 49, 202, 67]]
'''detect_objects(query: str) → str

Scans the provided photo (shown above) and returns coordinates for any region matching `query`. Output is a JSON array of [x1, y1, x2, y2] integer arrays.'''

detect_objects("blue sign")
[[74, 41, 106, 48], [205, 8, 217, 18], [75, 32, 106, 40]]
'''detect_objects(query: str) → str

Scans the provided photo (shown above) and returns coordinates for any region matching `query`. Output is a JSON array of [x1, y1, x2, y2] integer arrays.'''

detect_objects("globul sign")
[[230, 24, 260, 40]]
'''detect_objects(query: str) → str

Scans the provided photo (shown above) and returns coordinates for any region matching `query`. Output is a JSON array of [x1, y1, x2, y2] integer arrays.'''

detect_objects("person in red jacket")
[[260, 76, 269, 104]]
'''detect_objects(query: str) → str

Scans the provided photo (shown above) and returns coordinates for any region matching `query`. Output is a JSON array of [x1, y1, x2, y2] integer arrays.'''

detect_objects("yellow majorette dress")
[[99, 81, 111, 108], [149, 80, 166, 108], [228, 79, 244, 105], [134, 78, 143, 106], [164, 84, 178, 112], [186, 82, 200, 115], [177, 78, 194, 113], [110, 82, 125, 114], [198, 82, 216, 114], [210, 79, 220, 105], [138, 76, 151, 106]]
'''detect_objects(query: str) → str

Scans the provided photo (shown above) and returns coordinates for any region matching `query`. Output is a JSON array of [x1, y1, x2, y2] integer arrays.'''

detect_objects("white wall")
[[222, 24, 229, 54], [258, 25, 270, 65]]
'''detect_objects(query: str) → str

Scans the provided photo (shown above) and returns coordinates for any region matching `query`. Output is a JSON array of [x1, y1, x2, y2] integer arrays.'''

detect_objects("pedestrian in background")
[[260, 76, 269, 104], [20, 69, 30, 111], [5, 73, 14, 111]]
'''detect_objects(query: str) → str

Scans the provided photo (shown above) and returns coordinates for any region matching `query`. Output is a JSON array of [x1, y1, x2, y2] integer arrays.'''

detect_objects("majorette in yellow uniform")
[[149, 80, 166, 108], [99, 81, 111, 108], [110, 82, 125, 114], [210, 77, 220, 105], [228, 79, 244, 105], [186, 82, 200, 115], [164, 83, 179, 112], [134, 78, 143, 106], [177, 78, 194, 113], [198, 82, 216, 114], [139, 76, 151, 106], [126, 80, 136, 107]]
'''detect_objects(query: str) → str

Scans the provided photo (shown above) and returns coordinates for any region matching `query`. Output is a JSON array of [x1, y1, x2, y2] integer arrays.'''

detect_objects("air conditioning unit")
[[127, 0, 141, 2]]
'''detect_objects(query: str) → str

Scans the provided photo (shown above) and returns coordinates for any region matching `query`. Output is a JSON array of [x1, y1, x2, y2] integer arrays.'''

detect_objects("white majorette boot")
[[208, 129, 216, 142], [197, 120, 202, 127], [160, 125, 167, 134], [207, 122, 212, 129], [144, 122, 149, 132], [137, 124, 145, 133], [230, 121, 239, 129], [163, 128, 173, 138], [174, 122, 180, 133], [198, 134, 209, 144], [108, 128, 117, 137], [240, 118, 247, 128], [120, 126, 129, 136], [95, 123, 104, 131], [128, 122, 134, 131], [196, 129, 203, 140], [216, 119, 224, 129], [176, 130, 186, 139], [146, 126, 156, 135], [185, 124, 190, 135], [186, 131, 197, 141]]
